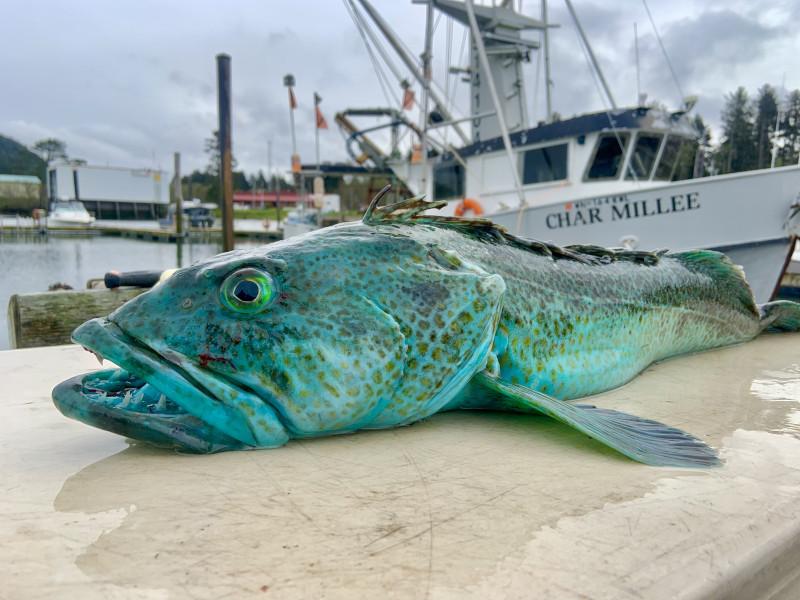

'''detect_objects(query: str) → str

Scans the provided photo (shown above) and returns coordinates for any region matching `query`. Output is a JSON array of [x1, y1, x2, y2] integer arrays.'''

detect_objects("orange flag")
[[288, 87, 297, 110], [314, 92, 328, 129]]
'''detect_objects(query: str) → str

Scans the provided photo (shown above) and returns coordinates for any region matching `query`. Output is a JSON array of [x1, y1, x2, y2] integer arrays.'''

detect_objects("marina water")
[[0, 234, 259, 350]]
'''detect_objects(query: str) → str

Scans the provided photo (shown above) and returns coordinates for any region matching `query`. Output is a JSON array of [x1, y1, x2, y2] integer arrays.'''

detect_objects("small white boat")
[[282, 205, 319, 239], [47, 200, 96, 228]]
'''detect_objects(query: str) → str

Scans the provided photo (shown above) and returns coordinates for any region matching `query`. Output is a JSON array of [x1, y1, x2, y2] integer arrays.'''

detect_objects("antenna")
[[634, 22, 641, 106], [542, 0, 553, 122]]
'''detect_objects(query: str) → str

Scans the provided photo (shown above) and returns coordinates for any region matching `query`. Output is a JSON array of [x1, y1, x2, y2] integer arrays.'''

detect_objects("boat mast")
[[634, 22, 641, 105], [564, 0, 617, 109], [464, 0, 526, 219], [542, 0, 553, 122], [420, 0, 434, 191], [355, 0, 470, 146]]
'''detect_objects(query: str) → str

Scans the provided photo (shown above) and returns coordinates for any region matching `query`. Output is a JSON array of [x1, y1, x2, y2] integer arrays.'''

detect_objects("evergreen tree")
[[778, 89, 800, 166], [753, 84, 779, 169], [31, 138, 67, 165], [674, 114, 711, 180], [715, 87, 757, 174], [255, 169, 268, 189]]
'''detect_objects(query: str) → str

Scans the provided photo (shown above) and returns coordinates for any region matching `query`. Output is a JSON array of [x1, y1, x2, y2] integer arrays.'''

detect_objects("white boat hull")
[[489, 166, 800, 304], [47, 217, 95, 228]]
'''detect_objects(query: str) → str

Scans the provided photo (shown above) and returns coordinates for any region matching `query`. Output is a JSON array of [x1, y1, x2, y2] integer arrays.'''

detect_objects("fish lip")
[[62, 317, 259, 447]]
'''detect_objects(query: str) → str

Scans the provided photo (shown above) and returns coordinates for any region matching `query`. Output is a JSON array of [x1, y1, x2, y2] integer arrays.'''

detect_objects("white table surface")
[[2, 337, 800, 599]]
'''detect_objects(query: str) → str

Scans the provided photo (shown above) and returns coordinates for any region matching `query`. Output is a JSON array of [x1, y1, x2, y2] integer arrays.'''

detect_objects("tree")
[[31, 138, 67, 165], [714, 87, 757, 174], [778, 89, 800, 166], [674, 114, 711, 180], [204, 129, 237, 176], [753, 84, 779, 169]]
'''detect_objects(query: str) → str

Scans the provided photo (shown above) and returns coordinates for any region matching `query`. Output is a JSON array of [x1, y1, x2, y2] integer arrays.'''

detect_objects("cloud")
[[0, 0, 797, 175]]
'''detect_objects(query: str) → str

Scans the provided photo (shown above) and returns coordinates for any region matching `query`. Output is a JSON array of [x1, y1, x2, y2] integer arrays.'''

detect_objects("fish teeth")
[[119, 390, 133, 409]]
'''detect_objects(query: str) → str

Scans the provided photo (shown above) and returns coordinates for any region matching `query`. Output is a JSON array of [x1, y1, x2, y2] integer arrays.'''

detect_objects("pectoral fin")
[[472, 372, 720, 468]]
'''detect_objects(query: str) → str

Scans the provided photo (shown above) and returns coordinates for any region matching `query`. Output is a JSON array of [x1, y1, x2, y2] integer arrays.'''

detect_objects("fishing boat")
[[47, 200, 96, 228], [339, 0, 800, 303]]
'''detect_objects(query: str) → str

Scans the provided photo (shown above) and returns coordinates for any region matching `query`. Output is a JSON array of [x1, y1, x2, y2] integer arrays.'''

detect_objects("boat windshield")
[[654, 136, 684, 180], [54, 201, 88, 212], [433, 161, 465, 200], [522, 143, 568, 185], [625, 133, 663, 180], [586, 133, 630, 180]]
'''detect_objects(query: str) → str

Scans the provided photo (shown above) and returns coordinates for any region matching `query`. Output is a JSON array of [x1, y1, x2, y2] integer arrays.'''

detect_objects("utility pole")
[[217, 53, 234, 252], [173, 151, 183, 237]]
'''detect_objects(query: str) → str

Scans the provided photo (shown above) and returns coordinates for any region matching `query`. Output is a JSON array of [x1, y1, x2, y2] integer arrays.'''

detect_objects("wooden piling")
[[216, 53, 234, 252]]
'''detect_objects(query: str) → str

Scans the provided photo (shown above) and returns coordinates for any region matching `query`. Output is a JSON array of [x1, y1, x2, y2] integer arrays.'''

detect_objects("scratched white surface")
[[2, 338, 800, 600]]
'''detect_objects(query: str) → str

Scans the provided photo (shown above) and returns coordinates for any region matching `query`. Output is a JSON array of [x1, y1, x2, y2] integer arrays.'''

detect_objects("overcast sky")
[[1, 0, 797, 176]]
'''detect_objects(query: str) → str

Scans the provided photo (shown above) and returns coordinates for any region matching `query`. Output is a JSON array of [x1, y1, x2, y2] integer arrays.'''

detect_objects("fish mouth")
[[52, 317, 255, 453]]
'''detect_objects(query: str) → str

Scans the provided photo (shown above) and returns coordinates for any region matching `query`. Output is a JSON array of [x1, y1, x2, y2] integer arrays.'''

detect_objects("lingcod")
[[52, 187, 800, 467]]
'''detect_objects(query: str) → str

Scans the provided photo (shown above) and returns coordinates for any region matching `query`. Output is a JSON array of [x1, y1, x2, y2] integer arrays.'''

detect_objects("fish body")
[[52, 192, 800, 466]]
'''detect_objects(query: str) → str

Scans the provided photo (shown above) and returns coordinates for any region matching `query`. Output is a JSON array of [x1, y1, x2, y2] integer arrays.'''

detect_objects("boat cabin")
[[392, 106, 700, 217]]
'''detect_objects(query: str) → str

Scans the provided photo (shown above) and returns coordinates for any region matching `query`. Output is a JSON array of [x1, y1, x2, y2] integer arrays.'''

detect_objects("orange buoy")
[[454, 198, 483, 217]]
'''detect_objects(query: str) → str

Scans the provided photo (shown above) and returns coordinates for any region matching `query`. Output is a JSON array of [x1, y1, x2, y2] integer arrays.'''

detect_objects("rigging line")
[[570, 12, 639, 184], [343, 0, 397, 106], [444, 15, 453, 146], [432, 11, 443, 36], [351, 0, 408, 89], [641, 0, 685, 102], [532, 26, 542, 122], [451, 27, 468, 102]]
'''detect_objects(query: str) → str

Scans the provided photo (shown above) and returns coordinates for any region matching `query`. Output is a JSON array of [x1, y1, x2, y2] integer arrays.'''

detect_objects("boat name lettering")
[[544, 192, 700, 230]]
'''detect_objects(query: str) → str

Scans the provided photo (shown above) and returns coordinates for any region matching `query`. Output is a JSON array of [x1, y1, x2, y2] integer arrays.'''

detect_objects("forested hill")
[[0, 136, 46, 180]]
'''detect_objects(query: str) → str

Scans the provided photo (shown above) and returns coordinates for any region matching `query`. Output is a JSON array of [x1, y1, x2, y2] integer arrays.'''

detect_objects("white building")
[[47, 162, 169, 220]]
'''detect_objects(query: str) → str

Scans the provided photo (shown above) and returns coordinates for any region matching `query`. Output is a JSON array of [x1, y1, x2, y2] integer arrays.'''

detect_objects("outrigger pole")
[[464, 0, 527, 230], [355, 0, 470, 146], [564, 0, 617, 110]]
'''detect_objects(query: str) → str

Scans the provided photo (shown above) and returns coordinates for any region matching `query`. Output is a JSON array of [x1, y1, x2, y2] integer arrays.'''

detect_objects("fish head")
[[52, 223, 506, 451]]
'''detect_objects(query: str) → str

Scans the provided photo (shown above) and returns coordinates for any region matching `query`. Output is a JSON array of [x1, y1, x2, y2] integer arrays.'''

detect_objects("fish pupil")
[[233, 279, 260, 302]]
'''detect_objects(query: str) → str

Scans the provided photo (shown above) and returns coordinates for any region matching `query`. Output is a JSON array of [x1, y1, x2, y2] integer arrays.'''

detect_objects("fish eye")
[[220, 268, 275, 313]]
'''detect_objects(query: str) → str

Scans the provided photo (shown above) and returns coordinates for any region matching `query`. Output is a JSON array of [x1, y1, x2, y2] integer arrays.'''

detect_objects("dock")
[[2, 334, 800, 598], [0, 219, 283, 242], [0, 214, 364, 242]]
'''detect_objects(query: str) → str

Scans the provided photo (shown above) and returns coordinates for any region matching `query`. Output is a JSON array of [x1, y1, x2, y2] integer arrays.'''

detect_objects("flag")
[[314, 92, 328, 129], [402, 86, 415, 111], [288, 87, 297, 110]]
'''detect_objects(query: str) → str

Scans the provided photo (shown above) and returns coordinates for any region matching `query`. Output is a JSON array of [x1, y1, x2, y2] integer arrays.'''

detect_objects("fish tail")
[[759, 300, 800, 332]]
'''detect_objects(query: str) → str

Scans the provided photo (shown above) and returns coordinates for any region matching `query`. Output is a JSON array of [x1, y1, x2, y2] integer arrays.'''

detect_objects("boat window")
[[48, 169, 57, 202], [433, 161, 465, 200], [625, 133, 663, 180], [521, 143, 568, 185], [586, 133, 629, 180], [654, 136, 684, 180]]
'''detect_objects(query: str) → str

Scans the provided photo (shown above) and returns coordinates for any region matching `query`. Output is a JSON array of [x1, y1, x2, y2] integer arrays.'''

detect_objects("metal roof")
[[443, 106, 698, 161], [0, 174, 41, 184]]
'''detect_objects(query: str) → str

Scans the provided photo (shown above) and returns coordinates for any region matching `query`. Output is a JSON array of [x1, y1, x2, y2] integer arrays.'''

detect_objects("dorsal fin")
[[362, 187, 665, 267]]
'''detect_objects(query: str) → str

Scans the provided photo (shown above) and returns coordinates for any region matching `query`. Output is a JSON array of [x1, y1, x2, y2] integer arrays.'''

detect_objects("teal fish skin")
[[51, 193, 796, 465]]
